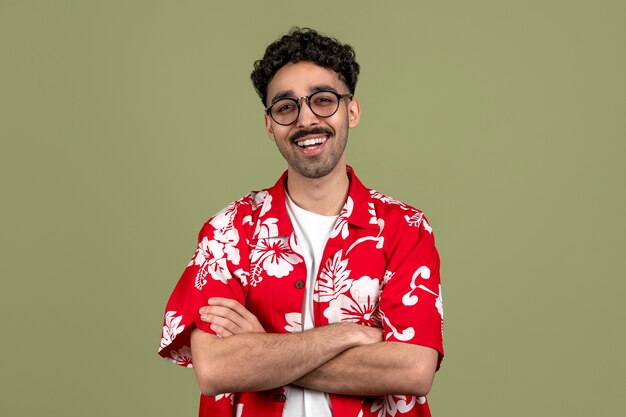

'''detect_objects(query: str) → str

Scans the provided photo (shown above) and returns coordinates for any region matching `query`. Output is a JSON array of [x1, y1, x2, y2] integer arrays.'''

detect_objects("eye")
[[277, 104, 294, 113], [273, 100, 297, 114], [312, 93, 337, 106]]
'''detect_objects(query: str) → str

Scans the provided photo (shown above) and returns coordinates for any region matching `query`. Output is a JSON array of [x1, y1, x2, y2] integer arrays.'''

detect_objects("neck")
[[286, 163, 350, 216]]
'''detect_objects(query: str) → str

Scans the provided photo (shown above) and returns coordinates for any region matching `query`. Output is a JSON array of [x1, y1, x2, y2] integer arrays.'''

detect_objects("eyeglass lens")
[[269, 91, 342, 125]]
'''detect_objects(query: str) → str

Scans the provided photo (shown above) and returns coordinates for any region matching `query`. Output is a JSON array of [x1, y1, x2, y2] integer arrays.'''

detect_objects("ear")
[[264, 114, 276, 141], [348, 98, 361, 128]]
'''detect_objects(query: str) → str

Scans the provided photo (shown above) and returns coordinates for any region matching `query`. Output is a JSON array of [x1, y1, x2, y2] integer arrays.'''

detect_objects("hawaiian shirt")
[[158, 167, 444, 417]]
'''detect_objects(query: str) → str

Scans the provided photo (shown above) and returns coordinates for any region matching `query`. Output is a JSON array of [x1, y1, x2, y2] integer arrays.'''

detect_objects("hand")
[[330, 322, 384, 347], [199, 297, 265, 337]]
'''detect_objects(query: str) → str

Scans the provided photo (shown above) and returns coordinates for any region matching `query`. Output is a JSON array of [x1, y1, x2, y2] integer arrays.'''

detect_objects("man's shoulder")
[[368, 188, 424, 217], [366, 188, 433, 235], [204, 188, 273, 229]]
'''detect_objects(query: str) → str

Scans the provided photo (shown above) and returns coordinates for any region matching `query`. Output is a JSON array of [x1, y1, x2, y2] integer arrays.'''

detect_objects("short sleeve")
[[157, 215, 249, 367], [379, 215, 444, 369]]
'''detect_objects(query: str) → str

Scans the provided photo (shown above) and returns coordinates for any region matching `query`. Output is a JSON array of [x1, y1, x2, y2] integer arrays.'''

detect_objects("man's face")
[[264, 61, 360, 180]]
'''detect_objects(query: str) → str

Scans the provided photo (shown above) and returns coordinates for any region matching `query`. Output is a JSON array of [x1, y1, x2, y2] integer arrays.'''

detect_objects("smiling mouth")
[[295, 137, 327, 149]]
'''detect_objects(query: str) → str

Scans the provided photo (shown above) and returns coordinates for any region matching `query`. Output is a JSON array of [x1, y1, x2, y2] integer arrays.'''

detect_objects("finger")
[[203, 314, 242, 334], [204, 305, 249, 329], [207, 298, 265, 333], [210, 323, 233, 338], [208, 297, 247, 314], [200, 298, 236, 315], [209, 298, 260, 324], [200, 311, 216, 323], [208, 297, 235, 306]]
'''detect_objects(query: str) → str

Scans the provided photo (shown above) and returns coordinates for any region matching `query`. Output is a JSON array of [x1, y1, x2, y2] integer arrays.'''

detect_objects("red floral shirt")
[[158, 168, 444, 417]]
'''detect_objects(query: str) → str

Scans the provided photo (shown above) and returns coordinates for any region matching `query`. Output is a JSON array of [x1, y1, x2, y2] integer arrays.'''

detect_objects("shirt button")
[[295, 280, 305, 289], [275, 393, 287, 402]]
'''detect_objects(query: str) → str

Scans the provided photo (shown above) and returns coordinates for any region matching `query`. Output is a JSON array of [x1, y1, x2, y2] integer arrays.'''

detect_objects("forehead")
[[267, 61, 346, 101]]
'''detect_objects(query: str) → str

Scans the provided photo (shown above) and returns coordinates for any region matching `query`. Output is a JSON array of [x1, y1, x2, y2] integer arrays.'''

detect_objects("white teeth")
[[296, 137, 326, 147]]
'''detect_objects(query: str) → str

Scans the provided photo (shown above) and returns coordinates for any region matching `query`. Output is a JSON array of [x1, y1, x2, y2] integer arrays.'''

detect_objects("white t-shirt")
[[282, 193, 338, 417]]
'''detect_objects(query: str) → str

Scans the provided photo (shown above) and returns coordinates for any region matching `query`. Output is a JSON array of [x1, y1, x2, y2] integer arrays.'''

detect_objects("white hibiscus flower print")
[[381, 312, 415, 342], [346, 219, 385, 255], [368, 202, 378, 224], [369, 191, 409, 210], [323, 276, 381, 326], [422, 217, 433, 234], [168, 346, 192, 367], [371, 190, 431, 230], [284, 312, 302, 333], [209, 202, 238, 230], [314, 250, 352, 303], [213, 227, 241, 265], [254, 217, 279, 239], [401, 266, 431, 306], [233, 268, 250, 287], [404, 210, 424, 228], [251, 190, 271, 216], [250, 237, 302, 284], [435, 284, 443, 319], [369, 394, 417, 417], [191, 237, 232, 288], [159, 311, 185, 351], [215, 392, 233, 402], [330, 197, 353, 239], [205, 202, 242, 266]]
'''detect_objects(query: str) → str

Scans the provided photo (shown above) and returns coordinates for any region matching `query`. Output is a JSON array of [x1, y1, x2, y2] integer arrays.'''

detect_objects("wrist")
[[330, 322, 370, 348]]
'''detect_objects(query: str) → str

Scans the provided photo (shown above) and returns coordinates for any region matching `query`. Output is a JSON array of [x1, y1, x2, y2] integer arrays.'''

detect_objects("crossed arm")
[[190, 298, 438, 397]]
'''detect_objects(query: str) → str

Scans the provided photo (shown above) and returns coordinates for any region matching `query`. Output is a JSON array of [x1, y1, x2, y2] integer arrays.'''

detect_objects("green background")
[[1, 1, 624, 416]]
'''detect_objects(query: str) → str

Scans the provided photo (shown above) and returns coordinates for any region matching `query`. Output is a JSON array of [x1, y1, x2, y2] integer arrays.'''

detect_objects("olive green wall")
[[1, 1, 624, 416]]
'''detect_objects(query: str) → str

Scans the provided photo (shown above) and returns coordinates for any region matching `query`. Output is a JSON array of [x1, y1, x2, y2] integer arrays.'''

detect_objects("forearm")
[[191, 323, 376, 396], [292, 341, 438, 397]]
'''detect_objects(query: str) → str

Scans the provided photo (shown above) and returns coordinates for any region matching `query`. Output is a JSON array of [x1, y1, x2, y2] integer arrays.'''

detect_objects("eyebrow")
[[271, 90, 295, 103], [269, 84, 340, 104]]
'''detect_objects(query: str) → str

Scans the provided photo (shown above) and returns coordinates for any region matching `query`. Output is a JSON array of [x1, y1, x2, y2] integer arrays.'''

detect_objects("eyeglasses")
[[265, 90, 353, 126]]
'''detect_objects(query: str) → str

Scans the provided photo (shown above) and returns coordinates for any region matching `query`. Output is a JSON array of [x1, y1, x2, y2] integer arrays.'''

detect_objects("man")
[[158, 28, 444, 417]]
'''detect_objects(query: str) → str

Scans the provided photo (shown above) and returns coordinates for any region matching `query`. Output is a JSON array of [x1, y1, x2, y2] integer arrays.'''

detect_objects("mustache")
[[289, 127, 333, 142]]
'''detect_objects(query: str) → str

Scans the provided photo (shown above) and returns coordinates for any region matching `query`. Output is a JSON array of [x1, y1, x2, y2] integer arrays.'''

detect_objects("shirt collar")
[[258, 166, 378, 238]]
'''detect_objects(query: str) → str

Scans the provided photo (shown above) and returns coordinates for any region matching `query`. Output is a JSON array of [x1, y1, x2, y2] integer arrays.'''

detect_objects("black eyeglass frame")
[[265, 90, 354, 126]]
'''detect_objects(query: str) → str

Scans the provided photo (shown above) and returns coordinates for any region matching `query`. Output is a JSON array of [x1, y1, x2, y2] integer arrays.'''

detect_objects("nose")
[[296, 97, 320, 127]]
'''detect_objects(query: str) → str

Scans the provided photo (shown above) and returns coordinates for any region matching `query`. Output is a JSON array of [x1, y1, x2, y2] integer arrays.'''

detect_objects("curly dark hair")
[[251, 27, 360, 106]]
